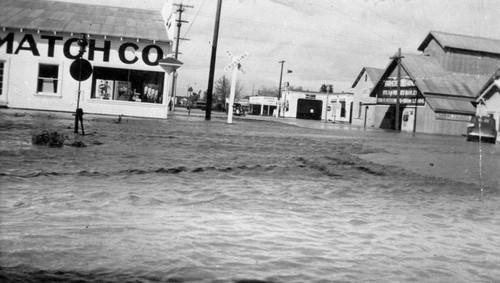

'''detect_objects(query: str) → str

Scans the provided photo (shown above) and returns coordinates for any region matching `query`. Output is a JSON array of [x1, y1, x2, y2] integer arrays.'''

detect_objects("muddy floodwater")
[[0, 109, 499, 282]]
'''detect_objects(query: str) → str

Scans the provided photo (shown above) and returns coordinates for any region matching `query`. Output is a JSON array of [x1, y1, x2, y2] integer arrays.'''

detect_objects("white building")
[[351, 67, 384, 127], [476, 69, 500, 142], [0, 0, 176, 119], [249, 96, 278, 116], [281, 90, 354, 122]]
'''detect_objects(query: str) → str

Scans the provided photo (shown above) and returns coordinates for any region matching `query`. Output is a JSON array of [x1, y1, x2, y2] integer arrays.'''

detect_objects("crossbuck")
[[224, 50, 248, 124]]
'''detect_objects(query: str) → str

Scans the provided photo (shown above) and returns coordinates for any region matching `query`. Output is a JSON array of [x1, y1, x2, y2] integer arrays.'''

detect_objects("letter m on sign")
[[0, 33, 14, 54]]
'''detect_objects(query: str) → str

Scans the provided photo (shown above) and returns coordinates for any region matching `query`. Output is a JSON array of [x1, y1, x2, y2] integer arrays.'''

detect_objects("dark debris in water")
[[0, 266, 283, 283], [69, 141, 87, 147], [296, 154, 386, 178], [31, 131, 67, 147], [234, 280, 278, 283], [13, 112, 26, 117]]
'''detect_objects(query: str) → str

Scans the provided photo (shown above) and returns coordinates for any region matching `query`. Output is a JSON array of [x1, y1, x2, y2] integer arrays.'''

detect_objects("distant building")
[[0, 0, 176, 118], [249, 96, 278, 116], [476, 69, 500, 142], [281, 90, 354, 122], [418, 31, 500, 75], [351, 67, 384, 128], [370, 31, 500, 135]]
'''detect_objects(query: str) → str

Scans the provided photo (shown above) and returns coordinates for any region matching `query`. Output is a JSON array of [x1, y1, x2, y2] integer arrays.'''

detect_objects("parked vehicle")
[[195, 101, 207, 110], [233, 103, 246, 116], [466, 116, 497, 143]]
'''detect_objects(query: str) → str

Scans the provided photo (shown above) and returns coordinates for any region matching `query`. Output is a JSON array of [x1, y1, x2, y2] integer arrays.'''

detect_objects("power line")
[[181, 0, 207, 43], [180, 11, 413, 50], [173, 3, 194, 58]]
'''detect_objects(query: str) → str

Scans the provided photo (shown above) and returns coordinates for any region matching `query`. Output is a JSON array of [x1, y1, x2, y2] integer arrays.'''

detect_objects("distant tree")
[[256, 86, 279, 97], [213, 75, 244, 110], [190, 91, 199, 103], [214, 76, 230, 103], [320, 84, 328, 93], [289, 85, 304, 91], [327, 84, 333, 93]]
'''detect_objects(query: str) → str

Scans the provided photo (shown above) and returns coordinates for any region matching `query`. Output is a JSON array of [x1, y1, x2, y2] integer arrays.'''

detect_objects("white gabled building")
[[0, 0, 177, 119], [351, 67, 384, 128], [476, 69, 500, 142]]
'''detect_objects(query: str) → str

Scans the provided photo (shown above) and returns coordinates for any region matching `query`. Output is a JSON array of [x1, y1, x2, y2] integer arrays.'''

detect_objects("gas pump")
[[401, 108, 415, 132]]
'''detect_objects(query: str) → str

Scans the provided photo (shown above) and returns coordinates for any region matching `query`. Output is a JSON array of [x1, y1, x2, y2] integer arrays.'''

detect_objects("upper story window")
[[37, 64, 59, 93]]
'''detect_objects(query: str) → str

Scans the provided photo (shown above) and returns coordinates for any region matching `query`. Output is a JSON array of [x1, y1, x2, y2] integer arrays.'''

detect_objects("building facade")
[[0, 0, 175, 119], [476, 69, 500, 142], [281, 90, 354, 122], [418, 31, 500, 75], [248, 96, 278, 116], [351, 67, 384, 128], [370, 31, 500, 136]]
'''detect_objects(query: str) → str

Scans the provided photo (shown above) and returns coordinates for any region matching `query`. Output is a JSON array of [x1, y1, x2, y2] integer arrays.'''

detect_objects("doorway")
[[297, 99, 323, 120]]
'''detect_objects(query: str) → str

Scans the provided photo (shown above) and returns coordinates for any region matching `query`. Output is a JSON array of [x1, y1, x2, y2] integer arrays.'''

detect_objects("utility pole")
[[324, 86, 332, 123], [170, 3, 193, 112], [205, 0, 223, 121], [391, 48, 404, 132], [277, 60, 285, 118]]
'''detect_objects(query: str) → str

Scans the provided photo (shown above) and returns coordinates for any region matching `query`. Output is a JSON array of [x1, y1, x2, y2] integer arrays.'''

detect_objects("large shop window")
[[91, 66, 165, 104], [37, 64, 59, 93]]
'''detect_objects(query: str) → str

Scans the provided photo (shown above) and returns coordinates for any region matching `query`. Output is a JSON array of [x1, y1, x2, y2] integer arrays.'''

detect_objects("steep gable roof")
[[370, 53, 491, 114], [417, 31, 500, 55], [0, 0, 170, 43], [371, 53, 489, 99], [351, 67, 384, 88], [477, 68, 500, 101]]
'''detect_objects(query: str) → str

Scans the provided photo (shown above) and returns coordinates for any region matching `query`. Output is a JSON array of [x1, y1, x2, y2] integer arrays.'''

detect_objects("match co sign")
[[224, 50, 248, 124]]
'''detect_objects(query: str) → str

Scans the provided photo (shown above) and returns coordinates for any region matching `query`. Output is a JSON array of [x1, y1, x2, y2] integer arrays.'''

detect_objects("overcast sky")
[[58, 0, 500, 96]]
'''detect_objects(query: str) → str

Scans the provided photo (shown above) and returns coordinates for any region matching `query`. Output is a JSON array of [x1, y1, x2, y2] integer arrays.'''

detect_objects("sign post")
[[224, 50, 248, 124], [70, 34, 91, 135]]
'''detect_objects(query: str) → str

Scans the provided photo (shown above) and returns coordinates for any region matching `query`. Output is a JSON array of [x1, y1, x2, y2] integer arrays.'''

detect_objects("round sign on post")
[[70, 58, 93, 81]]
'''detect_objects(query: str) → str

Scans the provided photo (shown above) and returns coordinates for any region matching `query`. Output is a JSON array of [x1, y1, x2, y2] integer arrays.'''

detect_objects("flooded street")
[[1, 109, 499, 282]]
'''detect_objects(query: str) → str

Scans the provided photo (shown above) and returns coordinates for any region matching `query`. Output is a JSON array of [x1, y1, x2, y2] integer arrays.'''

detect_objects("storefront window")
[[91, 66, 164, 104], [37, 64, 59, 93]]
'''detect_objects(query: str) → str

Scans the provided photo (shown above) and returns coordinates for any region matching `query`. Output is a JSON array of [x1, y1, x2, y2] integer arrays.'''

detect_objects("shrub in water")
[[32, 131, 67, 147]]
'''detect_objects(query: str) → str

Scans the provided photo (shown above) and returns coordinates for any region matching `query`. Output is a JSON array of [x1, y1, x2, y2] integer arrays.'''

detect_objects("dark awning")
[[425, 97, 476, 115]]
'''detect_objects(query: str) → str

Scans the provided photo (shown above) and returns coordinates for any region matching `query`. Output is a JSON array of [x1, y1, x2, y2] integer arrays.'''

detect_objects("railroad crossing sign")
[[224, 50, 248, 124], [224, 50, 248, 74]]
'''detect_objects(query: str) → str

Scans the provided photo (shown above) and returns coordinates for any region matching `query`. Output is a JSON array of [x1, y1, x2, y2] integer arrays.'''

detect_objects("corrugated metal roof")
[[425, 97, 476, 115], [418, 31, 500, 55], [402, 53, 489, 98], [0, 0, 170, 42], [369, 53, 491, 114]]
